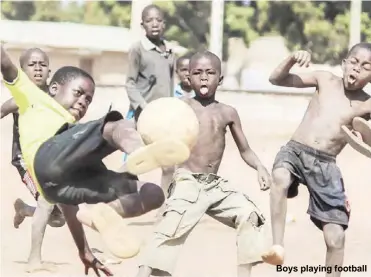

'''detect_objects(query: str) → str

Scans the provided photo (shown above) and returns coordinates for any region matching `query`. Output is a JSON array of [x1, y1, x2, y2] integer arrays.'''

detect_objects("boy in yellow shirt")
[[1, 45, 186, 273]]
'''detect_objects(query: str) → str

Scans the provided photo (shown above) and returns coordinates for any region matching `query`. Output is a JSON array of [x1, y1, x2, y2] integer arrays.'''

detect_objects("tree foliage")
[[1, 0, 370, 64]]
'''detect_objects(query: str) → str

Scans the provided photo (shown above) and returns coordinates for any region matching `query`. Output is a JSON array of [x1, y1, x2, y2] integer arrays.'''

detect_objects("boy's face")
[[50, 76, 95, 121], [189, 56, 223, 98], [141, 8, 165, 39], [176, 59, 190, 87], [22, 51, 50, 88], [342, 47, 371, 90]]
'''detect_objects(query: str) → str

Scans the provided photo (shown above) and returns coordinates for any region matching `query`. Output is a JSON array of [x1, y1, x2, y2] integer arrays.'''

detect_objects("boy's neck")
[[147, 36, 163, 46], [195, 95, 216, 106]]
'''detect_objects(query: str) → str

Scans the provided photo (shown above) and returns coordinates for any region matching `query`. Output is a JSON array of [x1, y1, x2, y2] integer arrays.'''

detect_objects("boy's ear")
[[341, 59, 347, 72], [218, 75, 224, 86], [49, 82, 59, 97]]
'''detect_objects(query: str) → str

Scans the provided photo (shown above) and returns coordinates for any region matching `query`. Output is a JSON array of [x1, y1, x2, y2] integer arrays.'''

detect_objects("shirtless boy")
[[0, 48, 66, 272], [262, 43, 371, 276], [136, 51, 272, 277]]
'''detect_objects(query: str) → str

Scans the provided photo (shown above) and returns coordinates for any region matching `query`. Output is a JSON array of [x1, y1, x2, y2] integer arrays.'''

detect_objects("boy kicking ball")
[[1, 44, 190, 272]]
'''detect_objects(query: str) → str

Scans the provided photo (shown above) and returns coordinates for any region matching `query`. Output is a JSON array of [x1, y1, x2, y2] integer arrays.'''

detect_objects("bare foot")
[[14, 198, 26, 229], [91, 203, 140, 259], [76, 207, 97, 231], [25, 261, 57, 273], [262, 245, 285, 265]]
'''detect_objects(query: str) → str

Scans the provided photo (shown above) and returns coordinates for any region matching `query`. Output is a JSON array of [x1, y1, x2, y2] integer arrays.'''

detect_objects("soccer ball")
[[137, 97, 199, 149]]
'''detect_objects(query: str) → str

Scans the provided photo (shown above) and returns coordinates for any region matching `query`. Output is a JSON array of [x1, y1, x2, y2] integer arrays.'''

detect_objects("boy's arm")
[[227, 106, 271, 190], [58, 204, 113, 276], [227, 107, 265, 170], [269, 51, 329, 88], [125, 46, 147, 110], [1, 98, 18, 119], [58, 204, 90, 254], [1, 46, 18, 83], [1, 46, 44, 114]]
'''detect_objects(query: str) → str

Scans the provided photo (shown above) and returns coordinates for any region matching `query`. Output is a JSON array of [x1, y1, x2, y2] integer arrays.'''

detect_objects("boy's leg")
[[13, 165, 38, 228], [53, 171, 164, 259], [14, 198, 35, 228], [13, 170, 65, 229], [26, 195, 57, 273], [206, 179, 267, 277], [155, 166, 175, 220], [261, 143, 301, 265], [262, 167, 294, 265], [305, 158, 349, 276], [137, 169, 208, 277], [323, 223, 345, 277]]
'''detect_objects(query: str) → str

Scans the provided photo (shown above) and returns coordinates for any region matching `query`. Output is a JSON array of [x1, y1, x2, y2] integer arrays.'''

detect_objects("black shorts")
[[273, 140, 350, 230], [34, 111, 138, 205]]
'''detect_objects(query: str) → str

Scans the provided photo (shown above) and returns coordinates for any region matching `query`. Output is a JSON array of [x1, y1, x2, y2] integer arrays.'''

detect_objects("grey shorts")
[[273, 140, 350, 230]]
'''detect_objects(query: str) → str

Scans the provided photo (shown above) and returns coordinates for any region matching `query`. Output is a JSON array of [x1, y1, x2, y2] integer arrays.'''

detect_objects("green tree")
[[2, 0, 370, 64]]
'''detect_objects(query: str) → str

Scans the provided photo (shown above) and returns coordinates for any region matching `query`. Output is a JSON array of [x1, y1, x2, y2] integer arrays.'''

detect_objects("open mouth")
[[34, 74, 43, 80], [200, 85, 209, 95], [348, 74, 357, 85]]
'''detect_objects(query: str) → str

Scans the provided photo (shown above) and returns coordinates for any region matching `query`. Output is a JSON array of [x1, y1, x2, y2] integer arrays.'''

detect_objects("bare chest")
[[191, 103, 228, 144], [316, 89, 370, 126]]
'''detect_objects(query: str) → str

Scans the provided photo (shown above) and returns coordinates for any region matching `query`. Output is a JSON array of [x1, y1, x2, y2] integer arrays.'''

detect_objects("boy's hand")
[[291, 50, 311, 67], [79, 250, 113, 276], [257, 166, 272, 191]]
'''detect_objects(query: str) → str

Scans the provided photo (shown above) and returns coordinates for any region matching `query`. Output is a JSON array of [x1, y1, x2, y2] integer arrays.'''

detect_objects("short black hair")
[[347, 42, 371, 57], [19, 48, 49, 69], [190, 51, 221, 73], [176, 52, 195, 69], [141, 4, 164, 21], [50, 66, 95, 86]]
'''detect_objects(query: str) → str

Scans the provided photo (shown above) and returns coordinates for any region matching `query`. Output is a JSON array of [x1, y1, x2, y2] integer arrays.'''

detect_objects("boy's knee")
[[140, 183, 165, 211], [239, 211, 264, 229], [272, 168, 292, 191], [323, 224, 345, 250]]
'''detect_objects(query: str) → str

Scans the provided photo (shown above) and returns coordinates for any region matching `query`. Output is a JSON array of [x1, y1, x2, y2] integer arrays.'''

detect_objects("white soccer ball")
[[137, 97, 199, 149]]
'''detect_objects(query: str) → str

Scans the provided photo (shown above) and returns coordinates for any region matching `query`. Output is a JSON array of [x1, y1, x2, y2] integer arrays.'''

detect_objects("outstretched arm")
[[1, 46, 18, 83], [57, 204, 113, 276], [228, 107, 264, 169], [1, 98, 18, 119], [58, 204, 90, 254], [228, 106, 272, 190], [269, 51, 328, 88]]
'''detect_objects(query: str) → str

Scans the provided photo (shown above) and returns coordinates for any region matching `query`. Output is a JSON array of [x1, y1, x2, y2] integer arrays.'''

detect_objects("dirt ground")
[[1, 88, 370, 277]]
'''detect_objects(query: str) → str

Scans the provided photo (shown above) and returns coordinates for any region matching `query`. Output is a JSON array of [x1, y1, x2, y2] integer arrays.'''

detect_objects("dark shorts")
[[34, 111, 139, 205], [273, 140, 350, 230]]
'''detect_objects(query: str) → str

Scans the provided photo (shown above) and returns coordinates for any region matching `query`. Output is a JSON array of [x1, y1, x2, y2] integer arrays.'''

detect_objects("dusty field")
[[1, 88, 370, 277]]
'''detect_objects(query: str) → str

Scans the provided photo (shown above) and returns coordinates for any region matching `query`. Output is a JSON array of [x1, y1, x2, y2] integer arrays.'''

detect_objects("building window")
[[79, 58, 93, 75]]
